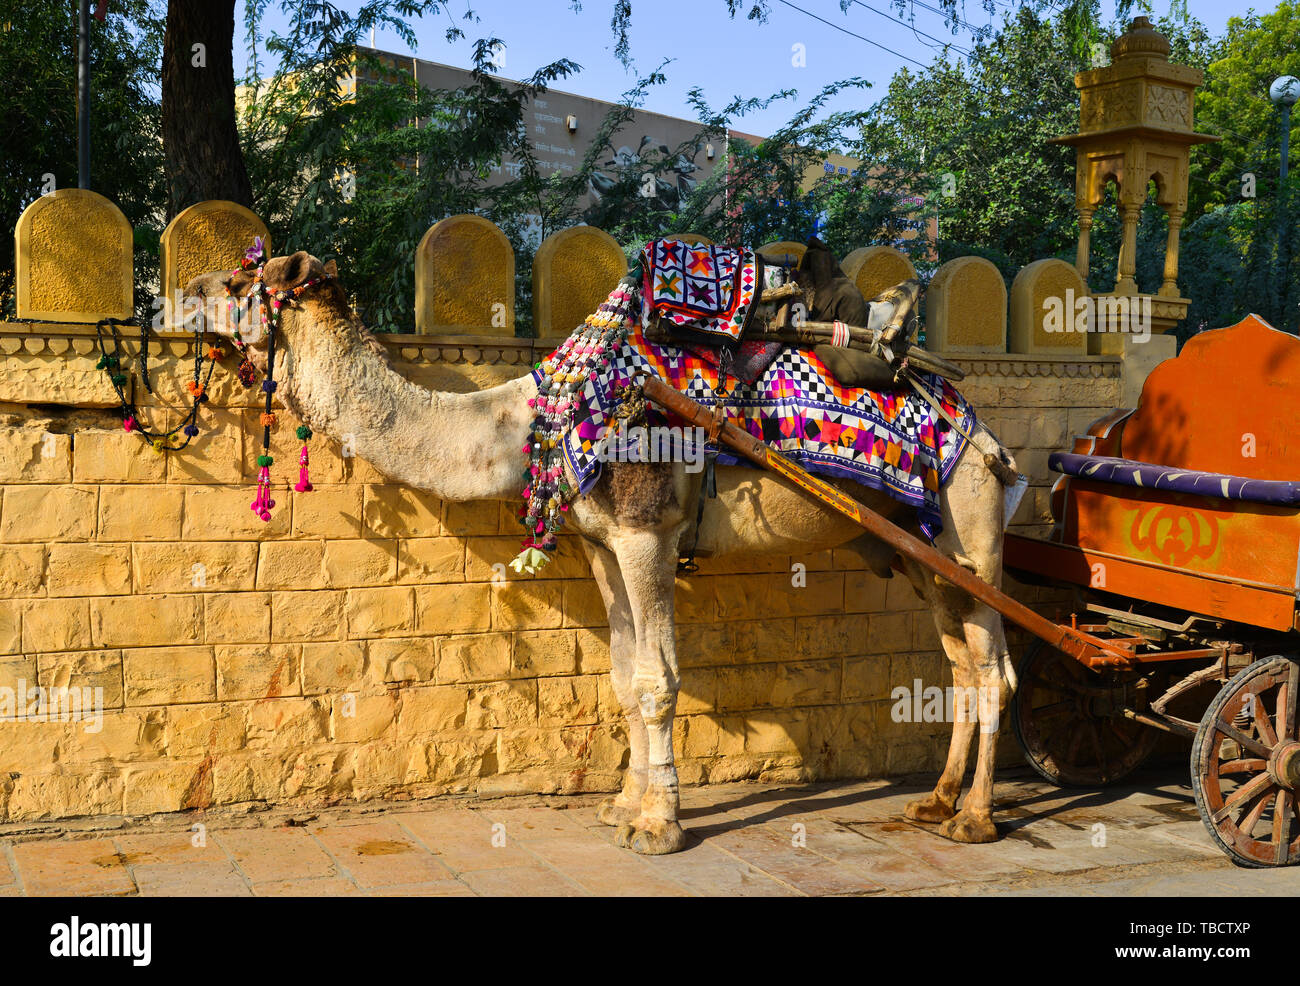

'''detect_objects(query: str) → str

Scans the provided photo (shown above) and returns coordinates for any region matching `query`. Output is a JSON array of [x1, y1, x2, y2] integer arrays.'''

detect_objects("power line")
[[773, 0, 931, 69], [847, 0, 972, 57], [907, 0, 999, 38]]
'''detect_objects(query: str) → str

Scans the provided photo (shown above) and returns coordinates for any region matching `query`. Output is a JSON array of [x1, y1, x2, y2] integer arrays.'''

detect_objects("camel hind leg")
[[911, 427, 1016, 843], [903, 562, 978, 824]]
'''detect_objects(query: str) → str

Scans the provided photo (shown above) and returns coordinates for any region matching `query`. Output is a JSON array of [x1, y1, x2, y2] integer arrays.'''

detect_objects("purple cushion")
[[1049, 452, 1300, 506]]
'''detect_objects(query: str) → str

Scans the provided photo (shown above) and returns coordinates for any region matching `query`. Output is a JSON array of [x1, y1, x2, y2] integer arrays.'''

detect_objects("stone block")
[[47, 543, 132, 596], [415, 214, 514, 335]]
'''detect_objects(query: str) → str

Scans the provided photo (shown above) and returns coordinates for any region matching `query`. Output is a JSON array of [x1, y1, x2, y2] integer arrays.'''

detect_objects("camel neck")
[[273, 298, 533, 502]]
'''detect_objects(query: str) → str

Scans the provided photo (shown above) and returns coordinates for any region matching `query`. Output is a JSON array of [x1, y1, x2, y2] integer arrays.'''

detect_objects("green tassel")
[[295, 425, 312, 441], [257, 454, 273, 467]]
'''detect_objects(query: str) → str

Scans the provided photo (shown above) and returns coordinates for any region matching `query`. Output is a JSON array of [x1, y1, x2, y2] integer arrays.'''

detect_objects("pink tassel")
[[294, 445, 313, 492], [251, 465, 275, 521]]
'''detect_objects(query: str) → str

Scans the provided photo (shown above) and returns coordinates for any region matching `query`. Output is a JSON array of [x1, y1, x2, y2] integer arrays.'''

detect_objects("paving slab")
[[457, 863, 589, 896], [310, 820, 454, 889], [133, 861, 251, 897], [12, 839, 136, 897], [216, 828, 339, 884], [398, 808, 537, 872]]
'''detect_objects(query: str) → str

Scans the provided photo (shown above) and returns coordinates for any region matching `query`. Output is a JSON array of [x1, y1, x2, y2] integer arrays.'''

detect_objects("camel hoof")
[[937, 810, 998, 844], [614, 822, 636, 848], [904, 794, 956, 823], [618, 818, 686, 855], [597, 798, 637, 827]]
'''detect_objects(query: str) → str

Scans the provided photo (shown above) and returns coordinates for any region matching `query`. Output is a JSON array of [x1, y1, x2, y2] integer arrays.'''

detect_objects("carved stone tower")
[[1050, 16, 1219, 341]]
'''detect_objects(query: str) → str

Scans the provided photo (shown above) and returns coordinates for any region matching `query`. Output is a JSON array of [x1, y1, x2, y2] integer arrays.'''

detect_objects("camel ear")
[[323, 259, 338, 278], [263, 250, 323, 291]]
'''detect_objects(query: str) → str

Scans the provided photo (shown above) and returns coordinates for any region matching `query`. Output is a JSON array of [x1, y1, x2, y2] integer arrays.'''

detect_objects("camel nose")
[[179, 271, 233, 334]]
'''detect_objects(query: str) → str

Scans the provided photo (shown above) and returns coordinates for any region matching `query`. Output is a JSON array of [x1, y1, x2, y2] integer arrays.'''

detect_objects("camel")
[[183, 250, 1018, 856]]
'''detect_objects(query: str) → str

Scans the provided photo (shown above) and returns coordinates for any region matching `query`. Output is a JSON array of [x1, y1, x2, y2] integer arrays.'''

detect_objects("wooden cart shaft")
[[640, 375, 1185, 670]]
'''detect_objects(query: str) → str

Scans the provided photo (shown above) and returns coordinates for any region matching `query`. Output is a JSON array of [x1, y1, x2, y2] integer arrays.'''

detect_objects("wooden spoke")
[[1272, 791, 1293, 865], [1253, 690, 1278, 748], [1236, 786, 1271, 835], [1084, 719, 1109, 780], [1031, 699, 1074, 720], [1194, 656, 1300, 868], [1213, 770, 1275, 824], [1217, 758, 1268, 775], [1283, 666, 1298, 740], [1211, 717, 1273, 759]]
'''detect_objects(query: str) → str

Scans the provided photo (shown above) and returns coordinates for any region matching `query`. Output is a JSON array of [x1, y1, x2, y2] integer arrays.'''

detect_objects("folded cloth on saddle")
[[1050, 452, 1300, 506], [640, 238, 759, 344], [813, 345, 902, 392]]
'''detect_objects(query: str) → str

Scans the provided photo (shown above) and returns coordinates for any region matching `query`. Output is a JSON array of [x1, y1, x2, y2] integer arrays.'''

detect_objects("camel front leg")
[[938, 606, 1011, 844], [580, 539, 647, 826], [610, 531, 687, 855]]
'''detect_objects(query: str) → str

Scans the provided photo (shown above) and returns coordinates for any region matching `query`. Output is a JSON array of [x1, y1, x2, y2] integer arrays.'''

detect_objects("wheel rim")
[[1015, 643, 1159, 786], [1193, 656, 1300, 866]]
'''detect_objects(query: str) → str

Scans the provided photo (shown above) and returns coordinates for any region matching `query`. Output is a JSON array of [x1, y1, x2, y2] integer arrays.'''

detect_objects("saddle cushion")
[[1049, 452, 1300, 506]]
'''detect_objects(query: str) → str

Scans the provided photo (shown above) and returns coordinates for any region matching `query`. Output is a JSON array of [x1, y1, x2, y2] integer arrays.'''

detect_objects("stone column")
[[1114, 203, 1141, 294], [1075, 207, 1094, 282], [1159, 208, 1184, 297]]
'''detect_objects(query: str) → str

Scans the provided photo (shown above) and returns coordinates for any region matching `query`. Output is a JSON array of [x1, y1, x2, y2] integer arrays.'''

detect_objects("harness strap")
[[905, 372, 1020, 486], [677, 453, 717, 574]]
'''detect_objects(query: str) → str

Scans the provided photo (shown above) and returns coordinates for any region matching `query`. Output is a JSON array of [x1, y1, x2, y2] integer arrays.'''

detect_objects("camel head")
[[183, 250, 341, 347]]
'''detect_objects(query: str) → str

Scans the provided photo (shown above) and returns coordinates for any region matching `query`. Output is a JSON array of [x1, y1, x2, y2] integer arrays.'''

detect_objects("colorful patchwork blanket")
[[640, 238, 759, 343], [542, 300, 975, 539]]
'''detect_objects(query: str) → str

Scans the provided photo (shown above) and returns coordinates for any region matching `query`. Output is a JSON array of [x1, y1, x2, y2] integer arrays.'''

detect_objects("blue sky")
[[235, 0, 1258, 135]]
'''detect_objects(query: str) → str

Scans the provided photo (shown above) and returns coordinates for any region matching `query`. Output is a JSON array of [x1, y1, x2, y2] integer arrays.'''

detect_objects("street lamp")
[[1270, 75, 1299, 180], [1270, 76, 1298, 326]]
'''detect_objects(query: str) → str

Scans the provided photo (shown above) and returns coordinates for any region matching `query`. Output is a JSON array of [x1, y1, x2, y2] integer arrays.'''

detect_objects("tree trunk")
[[161, 0, 252, 219]]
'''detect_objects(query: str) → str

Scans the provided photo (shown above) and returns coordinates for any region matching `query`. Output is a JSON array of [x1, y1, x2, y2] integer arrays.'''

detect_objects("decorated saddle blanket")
[[640, 238, 760, 343], [537, 286, 975, 540]]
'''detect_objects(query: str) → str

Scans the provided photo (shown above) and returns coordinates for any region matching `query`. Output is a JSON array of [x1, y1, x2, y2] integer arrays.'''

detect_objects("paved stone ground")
[[0, 765, 1292, 896]]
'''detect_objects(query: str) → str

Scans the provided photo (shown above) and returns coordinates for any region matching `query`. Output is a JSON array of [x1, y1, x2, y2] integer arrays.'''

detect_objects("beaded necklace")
[[510, 277, 638, 574]]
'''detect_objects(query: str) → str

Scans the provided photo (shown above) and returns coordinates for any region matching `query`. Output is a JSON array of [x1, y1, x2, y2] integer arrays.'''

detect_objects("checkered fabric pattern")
[[539, 292, 975, 540], [640, 238, 758, 342]]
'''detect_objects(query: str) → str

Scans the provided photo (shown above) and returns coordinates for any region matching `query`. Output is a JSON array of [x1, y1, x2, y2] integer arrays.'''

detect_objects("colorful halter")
[[223, 238, 332, 521]]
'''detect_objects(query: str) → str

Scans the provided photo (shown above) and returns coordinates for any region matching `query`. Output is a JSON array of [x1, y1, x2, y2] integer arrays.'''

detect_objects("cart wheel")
[[1012, 640, 1161, 787], [1191, 655, 1300, 867]]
